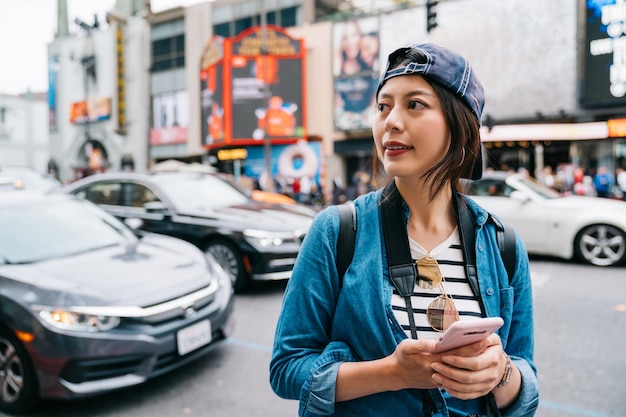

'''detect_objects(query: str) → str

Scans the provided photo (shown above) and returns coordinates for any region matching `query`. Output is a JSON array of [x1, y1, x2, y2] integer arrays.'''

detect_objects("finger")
[[398, 338, 438, 355], [432, 366, 494, 398]]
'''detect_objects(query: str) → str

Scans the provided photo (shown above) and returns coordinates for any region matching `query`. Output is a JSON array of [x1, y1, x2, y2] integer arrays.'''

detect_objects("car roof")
[[66, 171, 211, 186]]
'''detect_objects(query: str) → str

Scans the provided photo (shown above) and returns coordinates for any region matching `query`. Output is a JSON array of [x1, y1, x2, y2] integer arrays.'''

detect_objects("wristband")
[[495, 354, 512, 389]]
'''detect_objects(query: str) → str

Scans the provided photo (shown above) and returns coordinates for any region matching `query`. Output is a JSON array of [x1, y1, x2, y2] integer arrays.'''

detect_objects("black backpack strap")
[[336, 202, 356, 287], [455, 192, 484, 313], [489, 214, 517, 284], [380, 183, 418, 297], [456, 193, 517, 287]]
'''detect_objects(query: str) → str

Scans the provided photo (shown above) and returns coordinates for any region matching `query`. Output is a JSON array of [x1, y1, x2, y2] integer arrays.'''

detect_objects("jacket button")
[[486, 288, 494, 295]]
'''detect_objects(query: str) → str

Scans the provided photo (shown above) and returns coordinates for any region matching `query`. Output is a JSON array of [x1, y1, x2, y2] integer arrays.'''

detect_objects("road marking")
[[540, 401, 619, 417]]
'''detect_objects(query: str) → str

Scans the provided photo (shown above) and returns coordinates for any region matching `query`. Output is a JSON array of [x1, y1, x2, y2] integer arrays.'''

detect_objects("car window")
[[157, 175, 249, 211], [76, 182, 123, 205], [0, 198, 135, 264], [466, 180, 511, 197], [124, 183, 159, 207]]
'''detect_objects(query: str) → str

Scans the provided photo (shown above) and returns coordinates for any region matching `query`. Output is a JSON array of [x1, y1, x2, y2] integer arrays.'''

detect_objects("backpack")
[[335, 200, 517, 286]]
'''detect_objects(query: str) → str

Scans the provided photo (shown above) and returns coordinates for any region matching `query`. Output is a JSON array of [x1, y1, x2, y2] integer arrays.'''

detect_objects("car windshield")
[[157, 175, 250, 211], [516, 175, 561, 199], [0, 197, 136, 264]]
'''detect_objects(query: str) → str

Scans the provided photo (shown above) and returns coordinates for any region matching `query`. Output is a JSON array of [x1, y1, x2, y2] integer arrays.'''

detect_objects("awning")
[[480, 121, 609, 142]]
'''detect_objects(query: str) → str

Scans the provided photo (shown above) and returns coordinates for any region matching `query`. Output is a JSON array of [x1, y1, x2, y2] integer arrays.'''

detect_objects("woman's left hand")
[[429, 334, 506, 400]]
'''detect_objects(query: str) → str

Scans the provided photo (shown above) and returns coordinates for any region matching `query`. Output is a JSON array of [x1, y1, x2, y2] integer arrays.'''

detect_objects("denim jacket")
[[270, 189, 539, 417]]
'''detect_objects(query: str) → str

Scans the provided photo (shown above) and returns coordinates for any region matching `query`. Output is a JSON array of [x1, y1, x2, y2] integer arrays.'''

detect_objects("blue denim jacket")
[[270, 189, 539, 417]]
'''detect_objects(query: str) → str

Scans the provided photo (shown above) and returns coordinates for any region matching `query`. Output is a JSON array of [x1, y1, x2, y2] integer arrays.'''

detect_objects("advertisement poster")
[[226, 25, 306, 145], [582, 0, 626, 107], [48, 56, 59, 131], [242, 141, 322, 184], [200, 36, 225, 147], [332, 16, 380, 131], [150, 90, 189, 145]]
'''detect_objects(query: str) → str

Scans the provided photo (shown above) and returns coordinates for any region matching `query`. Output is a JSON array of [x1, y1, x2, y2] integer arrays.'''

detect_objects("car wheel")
[[574, 224, 626, 266], [205, 240, 248, 291], [0, 328, 39, 414]]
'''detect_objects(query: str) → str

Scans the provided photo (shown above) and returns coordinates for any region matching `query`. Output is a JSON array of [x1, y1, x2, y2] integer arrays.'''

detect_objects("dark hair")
[[373, 49, 480, 200]]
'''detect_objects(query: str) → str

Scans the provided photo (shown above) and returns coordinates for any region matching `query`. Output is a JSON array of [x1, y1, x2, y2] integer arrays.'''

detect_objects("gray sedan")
[[0, 191, 234, 414]]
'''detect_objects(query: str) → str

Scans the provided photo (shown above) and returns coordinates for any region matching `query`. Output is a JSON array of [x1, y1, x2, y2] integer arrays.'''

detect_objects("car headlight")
[[37, 308, 121, 332], [243, 229, 299, 248]]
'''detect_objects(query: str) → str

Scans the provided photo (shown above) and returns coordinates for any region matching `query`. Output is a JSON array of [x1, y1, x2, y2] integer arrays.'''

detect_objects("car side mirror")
[[144, 201, 169, 213], [124, 217, 144, 230]]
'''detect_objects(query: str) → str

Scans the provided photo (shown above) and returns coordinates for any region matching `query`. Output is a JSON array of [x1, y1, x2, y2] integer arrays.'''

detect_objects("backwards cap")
[[377, 43, 485, 179]]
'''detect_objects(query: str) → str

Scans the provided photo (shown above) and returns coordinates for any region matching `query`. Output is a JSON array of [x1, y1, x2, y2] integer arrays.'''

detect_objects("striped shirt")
[[390, 227, 483, 340]]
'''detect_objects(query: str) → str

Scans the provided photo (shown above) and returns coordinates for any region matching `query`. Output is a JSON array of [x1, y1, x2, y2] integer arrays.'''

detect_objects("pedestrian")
[[270, 43, 538, 416], [616, 167, 626, 201], [593, 166, 612, 198]]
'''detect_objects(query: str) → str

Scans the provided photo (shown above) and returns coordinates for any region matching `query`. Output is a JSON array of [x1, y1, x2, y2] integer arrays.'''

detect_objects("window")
[[211, 2, 301, 37], [125, 184, 159, 208], [78, 183, 122, 205], [152, 34, 185, 72]]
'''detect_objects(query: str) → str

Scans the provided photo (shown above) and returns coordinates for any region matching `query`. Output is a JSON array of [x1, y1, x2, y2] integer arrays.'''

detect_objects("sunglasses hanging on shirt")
[[381, 183, 465, 337]]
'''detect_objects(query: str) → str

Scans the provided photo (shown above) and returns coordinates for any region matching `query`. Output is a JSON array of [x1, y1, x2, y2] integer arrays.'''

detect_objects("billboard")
[[150, 91, 189, 145], [582, 0, 626, 108], [200, 35, 226, 147], [222, 25, 306, 146], [332, 16, 380, 131]]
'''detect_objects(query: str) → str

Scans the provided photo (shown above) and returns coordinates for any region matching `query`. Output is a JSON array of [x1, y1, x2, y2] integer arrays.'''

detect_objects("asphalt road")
[[5, 256, 626, 417]]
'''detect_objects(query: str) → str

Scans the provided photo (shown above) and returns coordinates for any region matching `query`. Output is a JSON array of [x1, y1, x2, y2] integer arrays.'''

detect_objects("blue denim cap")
[[377, 43, 485, 179], [377, 43, 485, 125]]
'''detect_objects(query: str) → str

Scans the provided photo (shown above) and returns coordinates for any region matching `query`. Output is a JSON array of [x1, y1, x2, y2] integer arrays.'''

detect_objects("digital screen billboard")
[[582, 0, 626, 108], [225, 26, 306, 146]]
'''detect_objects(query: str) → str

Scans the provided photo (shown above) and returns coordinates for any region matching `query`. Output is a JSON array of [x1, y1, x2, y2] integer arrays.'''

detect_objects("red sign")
[[202, 26, 307, 149]]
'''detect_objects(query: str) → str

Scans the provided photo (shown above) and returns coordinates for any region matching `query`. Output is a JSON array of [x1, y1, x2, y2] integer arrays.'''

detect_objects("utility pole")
[[260, 1, 275, 192], [75, 16, 99, 171]]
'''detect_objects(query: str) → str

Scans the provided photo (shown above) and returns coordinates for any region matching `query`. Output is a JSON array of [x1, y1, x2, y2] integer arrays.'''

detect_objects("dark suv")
[[65, 171, 315, 291]]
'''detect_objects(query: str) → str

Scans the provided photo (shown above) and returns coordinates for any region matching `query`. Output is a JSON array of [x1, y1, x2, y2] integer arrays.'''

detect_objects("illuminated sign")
[[69, 97, 112, 124], [582, 0, 626, 107], [480, 122, 609, 142], [201, 26, 306, 150], [217, 148, 248, 160]]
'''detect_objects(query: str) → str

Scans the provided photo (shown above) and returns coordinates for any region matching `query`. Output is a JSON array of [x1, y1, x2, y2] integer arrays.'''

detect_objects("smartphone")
[[432, 317, 504, 353]]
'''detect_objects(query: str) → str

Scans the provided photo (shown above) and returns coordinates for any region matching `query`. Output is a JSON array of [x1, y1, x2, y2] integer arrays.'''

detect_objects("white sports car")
[[464, 171, 626, 267]]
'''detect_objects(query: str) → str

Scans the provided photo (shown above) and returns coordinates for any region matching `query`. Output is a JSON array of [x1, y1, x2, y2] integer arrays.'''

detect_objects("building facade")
[[44, 0, 626, 197], [0, 92, 49, 173]]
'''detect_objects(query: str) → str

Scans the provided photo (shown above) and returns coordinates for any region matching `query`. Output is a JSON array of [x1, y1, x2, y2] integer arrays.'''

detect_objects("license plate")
[[177, 320, 212, 356]]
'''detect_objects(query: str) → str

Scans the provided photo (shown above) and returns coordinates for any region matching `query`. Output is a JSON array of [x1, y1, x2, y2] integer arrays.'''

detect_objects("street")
[[5, 256, 626, 417]]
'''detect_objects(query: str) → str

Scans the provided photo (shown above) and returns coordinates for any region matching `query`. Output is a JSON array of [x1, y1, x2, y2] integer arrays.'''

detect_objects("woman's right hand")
[[388, 339, 443, 390]]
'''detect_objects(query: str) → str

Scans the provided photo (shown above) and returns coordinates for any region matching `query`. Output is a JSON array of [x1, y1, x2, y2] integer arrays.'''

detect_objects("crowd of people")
[[537, 164, 626, 200]]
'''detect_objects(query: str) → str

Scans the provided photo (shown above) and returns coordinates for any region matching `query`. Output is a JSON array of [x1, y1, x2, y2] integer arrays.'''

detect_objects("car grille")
[[61, 355, 145, 383], [60, 328, 226, 384]]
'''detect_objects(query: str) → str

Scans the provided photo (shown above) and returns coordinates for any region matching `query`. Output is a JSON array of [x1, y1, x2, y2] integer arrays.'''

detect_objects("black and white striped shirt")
[[391, 227, 483, 340]]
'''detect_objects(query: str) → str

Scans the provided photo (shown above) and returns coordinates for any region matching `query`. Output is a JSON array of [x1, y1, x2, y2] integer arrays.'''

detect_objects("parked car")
[[64, 171, 316, 291], [0, 191, 234, 414], [464, 171, 626, 266], [0, 166, 61, 191]]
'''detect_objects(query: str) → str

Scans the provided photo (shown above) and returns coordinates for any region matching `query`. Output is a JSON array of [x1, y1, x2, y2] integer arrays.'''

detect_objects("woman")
[[270, 43, 539, 417]]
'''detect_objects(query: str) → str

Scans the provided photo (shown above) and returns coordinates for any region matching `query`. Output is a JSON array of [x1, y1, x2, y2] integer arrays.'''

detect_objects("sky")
[[0, 0, 203, 96]]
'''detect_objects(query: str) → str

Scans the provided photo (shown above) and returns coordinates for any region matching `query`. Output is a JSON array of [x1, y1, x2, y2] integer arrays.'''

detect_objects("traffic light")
[[426, 0, 438, 33]]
